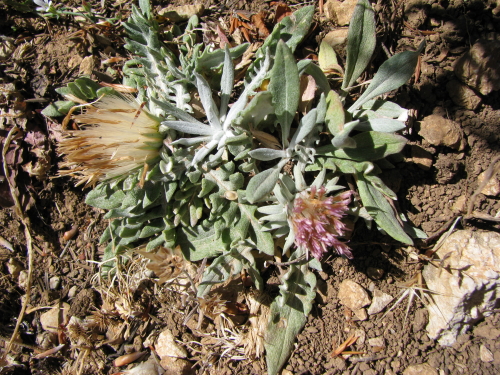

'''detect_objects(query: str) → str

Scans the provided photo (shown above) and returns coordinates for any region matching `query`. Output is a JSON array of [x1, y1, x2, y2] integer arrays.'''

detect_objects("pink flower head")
[[291, 186, 352, 260]]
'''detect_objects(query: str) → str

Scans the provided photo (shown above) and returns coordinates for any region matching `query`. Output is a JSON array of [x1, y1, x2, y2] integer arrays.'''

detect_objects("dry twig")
[[1, 127, 35, 360], [466, 154, 500, 219]]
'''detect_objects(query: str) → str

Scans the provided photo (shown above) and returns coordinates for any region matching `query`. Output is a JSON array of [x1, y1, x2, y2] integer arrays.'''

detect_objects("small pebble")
[[49, 276, 61, 290], [480, 344, 494, 362], [367, 267, 385, 280]]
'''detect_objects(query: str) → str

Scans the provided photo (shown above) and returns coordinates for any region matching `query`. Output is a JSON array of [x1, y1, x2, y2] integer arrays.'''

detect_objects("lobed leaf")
[[356, 173, 413, 244], [265, 264, 317, 375]]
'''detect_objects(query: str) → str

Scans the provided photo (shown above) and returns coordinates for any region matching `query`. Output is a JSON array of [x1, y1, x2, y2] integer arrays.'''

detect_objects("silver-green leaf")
[[342, 0, 376, 90], [348, 40, 426, 112], [269, 40, 300, 147]]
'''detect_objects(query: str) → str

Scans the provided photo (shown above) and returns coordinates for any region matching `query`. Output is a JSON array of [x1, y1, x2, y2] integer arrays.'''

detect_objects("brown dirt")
[[1, 0, 500, 374]]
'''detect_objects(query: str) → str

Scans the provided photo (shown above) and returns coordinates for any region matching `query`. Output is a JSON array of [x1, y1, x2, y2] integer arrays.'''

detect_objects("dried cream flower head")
[[58, 94, 163, 186]]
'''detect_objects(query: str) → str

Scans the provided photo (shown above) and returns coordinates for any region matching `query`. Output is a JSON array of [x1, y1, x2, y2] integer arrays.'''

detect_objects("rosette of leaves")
[[45, 0, 428, 373]]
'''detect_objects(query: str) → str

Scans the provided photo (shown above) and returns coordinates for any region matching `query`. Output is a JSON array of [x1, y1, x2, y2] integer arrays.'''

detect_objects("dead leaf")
[[158, 4, 205, 23], [273, 2, 292, 23], [251, 129, 281, 149], [252, 12, 270, 38], [216, 24, 231, 48], [235, 10, 253, 22], [99, 82, 138, 93], [299, 75, 316, 113], [331, 334, 358, 358], [241, 27, 252, 43], [415, 54, 422, 83]]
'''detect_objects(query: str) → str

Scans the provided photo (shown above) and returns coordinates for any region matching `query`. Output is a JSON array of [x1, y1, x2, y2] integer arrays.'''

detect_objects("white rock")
[[155, 329, 192, 374], [423, 230, 500, 346], [353, 328, 366, 345], [368, 289, 394, 315], [123, 357, 164, 375], [49, 276, 61, 290], [6, 258, 23, 278], [353, 308, 368, 321], [40, 303, 71, 333], [18, 270, 28, 289], [337, 280, 371, 310], [68, 285, 78, 298], [403, 363, 438, 375], [156, 329, 187, 360], [368, 337, 385, 347], [477, 171, 500, 197], [480, 344, 494, 362]]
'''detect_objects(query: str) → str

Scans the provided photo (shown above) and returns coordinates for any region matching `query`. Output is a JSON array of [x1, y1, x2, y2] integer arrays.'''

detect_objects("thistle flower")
[[291, 186, 352, 259], [58, 95, 163, 187]]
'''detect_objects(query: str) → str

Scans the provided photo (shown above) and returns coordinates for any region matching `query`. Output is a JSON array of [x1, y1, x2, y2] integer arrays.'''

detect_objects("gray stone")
[[477, 171, 500, 197], [368, 289, 394, 315], [423, 230, 500, 346], [368, 336, 385, 348], [403, 363, 438, 375], [480, 344, 494, 362], [337, 280, 371, 310], [49, 276, 61, 290], [454, 37, 500, 95]]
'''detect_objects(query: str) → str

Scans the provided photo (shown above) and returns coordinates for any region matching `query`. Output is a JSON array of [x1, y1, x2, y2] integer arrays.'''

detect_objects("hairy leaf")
[[269, 40, 300, 147], [342, 0, 376, 90], [197, 249, 262, 297], [348, 40, 426, 112], [246, 159, 288, 203], [325, 90, 345, 136], [248, 148, 287, 161], [356, 173, 413, 244], [177, 223, 227, 261], [323, 131, 407, 161], [265, 264, 316, 375]]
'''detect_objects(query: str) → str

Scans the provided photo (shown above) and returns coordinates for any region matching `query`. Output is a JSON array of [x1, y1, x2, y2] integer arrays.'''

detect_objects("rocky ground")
[[1, 0, 500, 374]]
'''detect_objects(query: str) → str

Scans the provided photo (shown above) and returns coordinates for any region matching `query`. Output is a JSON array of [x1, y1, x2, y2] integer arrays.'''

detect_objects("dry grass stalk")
[[1, 127, 35, 362], [331, 334, 359, 358]]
